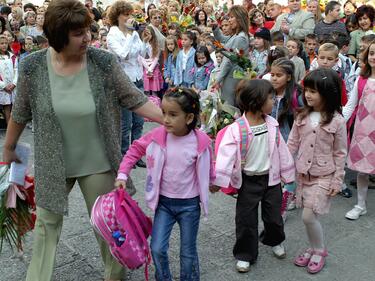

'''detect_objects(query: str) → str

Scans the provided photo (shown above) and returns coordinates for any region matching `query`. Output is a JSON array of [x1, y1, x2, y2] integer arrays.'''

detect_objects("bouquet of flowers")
[[213, 41, 257, 80], [0, 163, 36, 253], [200, 90, 241, 138]]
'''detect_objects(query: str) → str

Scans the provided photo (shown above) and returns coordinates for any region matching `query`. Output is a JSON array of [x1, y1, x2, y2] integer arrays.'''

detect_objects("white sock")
[[357, 173, 369, 209], [302, 208, 324, 250]]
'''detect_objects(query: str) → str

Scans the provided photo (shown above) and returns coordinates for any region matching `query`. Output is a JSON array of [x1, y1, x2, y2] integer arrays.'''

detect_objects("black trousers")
[[233, 173, 285, 264]]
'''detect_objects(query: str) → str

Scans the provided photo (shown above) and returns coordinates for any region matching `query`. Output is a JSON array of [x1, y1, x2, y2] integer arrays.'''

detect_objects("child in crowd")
[[262, 45, 288, 81], [115, 88, 214, 281], [344, 41, 375, 220], [286, 38, 306, 83], [304, 33, 318, 66], [289, 68, 347, 274], [164, 35, 178, 88], [250, 27, 270, 77], [270, 58, 303, 142], [345, 14, 358, 34], [99, 31, 107, 49], [330, 32, 352, 80], [271, 31, 284, 47], [203, 35, 218, 66], [138, 25, 163, 96], [207, 51, 223, 92], [212, 79, 295, 273], [0, 34, 17, 124], [192, 45, 214, 93], [310, 43, 348, 106], [20, 35, 35, 60], [174, 31, 196, 87], [220, 16, 231, 36]]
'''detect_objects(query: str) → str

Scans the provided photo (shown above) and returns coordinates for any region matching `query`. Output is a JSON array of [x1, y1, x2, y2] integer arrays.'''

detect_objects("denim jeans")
[[121, 80, 144, 155], [151, 196, 201, 281]]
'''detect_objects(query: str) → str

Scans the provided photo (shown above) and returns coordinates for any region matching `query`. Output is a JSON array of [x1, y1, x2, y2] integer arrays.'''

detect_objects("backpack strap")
[[235, 117, 249, 167], [357, 76, 367, 102]]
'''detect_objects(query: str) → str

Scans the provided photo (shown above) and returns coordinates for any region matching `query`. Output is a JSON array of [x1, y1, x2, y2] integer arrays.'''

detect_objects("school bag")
[[214, 116, 280, 197], [91, 187, 152, 280]]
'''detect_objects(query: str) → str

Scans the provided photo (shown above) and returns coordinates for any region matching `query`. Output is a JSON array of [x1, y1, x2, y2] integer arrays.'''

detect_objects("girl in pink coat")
[[288, 69, 347, 274], [115, 87, 214, 281]]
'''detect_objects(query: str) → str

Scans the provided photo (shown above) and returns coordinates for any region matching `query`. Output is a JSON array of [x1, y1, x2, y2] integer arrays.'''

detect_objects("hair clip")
[[322, 76, 327, 80], [192, 103, 196, 108], [178, 88, 183, 93]]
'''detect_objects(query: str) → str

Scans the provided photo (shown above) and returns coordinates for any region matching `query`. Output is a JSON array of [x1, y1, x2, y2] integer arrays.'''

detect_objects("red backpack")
[[214, 116, 280, 197]]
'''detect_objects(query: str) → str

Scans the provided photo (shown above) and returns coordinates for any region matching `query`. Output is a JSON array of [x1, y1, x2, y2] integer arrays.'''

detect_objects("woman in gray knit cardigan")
[[2, 1, 162, 281]]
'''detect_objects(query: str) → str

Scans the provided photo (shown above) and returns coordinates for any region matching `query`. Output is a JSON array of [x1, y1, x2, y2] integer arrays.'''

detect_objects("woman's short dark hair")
[[356, 5, 375, 26], [23, 3, 37, 13], [107, 0, 133, 27], [43, 0, 92, 52], [236, 79, 274, 113]]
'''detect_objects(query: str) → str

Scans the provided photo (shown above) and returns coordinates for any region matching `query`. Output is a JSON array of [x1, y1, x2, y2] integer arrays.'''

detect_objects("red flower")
[[239, 49, 244, 56], [10, 41, 21, 55]]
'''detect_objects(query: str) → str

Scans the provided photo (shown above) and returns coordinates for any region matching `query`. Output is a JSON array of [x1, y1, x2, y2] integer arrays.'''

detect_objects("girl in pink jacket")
[[115, 88, 214, 281], [212, 79, 295, 273], [288, 69, 347, 274]]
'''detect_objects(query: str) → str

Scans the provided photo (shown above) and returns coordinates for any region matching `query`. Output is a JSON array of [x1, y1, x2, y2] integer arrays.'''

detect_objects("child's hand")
[[115, 179, 126, 189], [209, 185, 221, 193], [328, 187, 339, 197]]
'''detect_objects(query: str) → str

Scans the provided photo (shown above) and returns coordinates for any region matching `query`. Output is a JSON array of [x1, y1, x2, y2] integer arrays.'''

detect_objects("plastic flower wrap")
[[199, 90, 241, 138], [213, 41, 257, 80], [179, 14, 194, 31], [0, 164, 36, 254]]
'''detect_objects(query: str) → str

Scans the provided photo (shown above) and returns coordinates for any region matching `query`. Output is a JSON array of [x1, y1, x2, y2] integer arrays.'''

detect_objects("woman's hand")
[[2, 146, 21, 164], [114, 179, 126, 189]]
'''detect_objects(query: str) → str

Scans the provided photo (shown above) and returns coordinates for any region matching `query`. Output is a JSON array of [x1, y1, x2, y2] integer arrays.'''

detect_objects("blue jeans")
[[151, 196, 201, 281], [121, 80, 144, 155]]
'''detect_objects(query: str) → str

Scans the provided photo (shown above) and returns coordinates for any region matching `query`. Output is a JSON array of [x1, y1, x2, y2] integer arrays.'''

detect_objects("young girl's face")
[[368, 44, 375, 69], [168, 27, 177, 36], [198, 11, 205, 22], [196, 52, 207, 66], [261, 93, 275, 114], [270, 66, 290, 92], [304, 87, 323, 111], [221, 20, 230, 35], [100, 35, 107, 49], [216, 52, 223, 65], [3, 31, 14, 45], [253, 37, 265, 50], [286, 40, 299, 57], [166, 39, 176, 52], [252, 12, 264, 26], [306, 1, 318, 14], [344, 2, 356, 16], [358, 14, 371, 31], [24, 38, 34, 52], [162, 98, 194, 136], [0, 38, 8, 53], [346, 22, 358, 33], [181, 34, 192, 49]]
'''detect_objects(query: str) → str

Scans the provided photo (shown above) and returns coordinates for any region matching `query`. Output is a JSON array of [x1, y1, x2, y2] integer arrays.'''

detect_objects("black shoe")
[[136, 159, 146, 168], [340, 187, 352, 198]]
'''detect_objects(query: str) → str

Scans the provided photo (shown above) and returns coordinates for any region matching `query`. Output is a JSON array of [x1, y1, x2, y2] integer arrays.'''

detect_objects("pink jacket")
[[213, 115, 295, 188], [287, 112, 347, 191], [117, 127, 215, 216]]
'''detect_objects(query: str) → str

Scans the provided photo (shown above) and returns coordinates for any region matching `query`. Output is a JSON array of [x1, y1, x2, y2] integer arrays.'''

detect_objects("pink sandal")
[[307, 249, 328, 274], [294, 248, 314, 267]]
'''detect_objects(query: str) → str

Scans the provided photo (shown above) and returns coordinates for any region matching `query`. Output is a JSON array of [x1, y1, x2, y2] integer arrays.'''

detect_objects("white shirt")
[[244, 123, 270, 176], [309, 111, 321, 128], [107, 26, 147, 82], [182, 50, 189, 71]]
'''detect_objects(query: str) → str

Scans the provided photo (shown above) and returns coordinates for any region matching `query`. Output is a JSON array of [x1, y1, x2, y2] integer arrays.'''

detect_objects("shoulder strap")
[[358, 76, 368, 102], [235, 117, 249, 167], [276, 128, 280, 147]]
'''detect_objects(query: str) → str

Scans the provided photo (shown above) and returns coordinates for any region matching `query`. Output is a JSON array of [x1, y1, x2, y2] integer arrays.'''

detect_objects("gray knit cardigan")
[[12, 47, 148, 215]]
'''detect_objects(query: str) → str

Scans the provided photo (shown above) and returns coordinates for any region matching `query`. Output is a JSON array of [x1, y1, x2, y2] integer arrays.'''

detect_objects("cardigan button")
[[313, 130, 316, 133], [308, 160, 311, 163], [310, 144, 314, 148]]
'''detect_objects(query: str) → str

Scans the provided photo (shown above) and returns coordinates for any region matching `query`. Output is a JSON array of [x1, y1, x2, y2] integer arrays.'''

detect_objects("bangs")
[[303, 71, 320, 91], [64, 10, 92, 31]]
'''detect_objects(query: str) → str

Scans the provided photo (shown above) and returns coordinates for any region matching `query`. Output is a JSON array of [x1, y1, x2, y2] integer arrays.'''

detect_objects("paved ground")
[[1, 124, 375, 281]]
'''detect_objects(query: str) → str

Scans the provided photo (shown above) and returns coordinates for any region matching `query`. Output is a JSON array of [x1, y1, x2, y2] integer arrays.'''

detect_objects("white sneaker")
[[272, 244, 286, 259], [236, 260, 250, 272], [345, 205, 367, 220]]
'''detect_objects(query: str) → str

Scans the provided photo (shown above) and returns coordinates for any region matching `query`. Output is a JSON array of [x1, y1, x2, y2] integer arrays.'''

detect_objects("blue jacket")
[[163, 53, 176, 84], [174, 47, 196, 86], [193, 61, 215, 91]]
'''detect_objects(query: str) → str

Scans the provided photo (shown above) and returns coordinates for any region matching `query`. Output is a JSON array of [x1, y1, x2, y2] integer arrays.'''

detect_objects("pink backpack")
[[91, 188, 152, 279], [215, 116, 280, 197]]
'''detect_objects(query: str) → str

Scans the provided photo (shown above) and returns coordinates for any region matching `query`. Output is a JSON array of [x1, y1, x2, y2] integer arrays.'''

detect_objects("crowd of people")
[[1, 0, 375, 280]]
